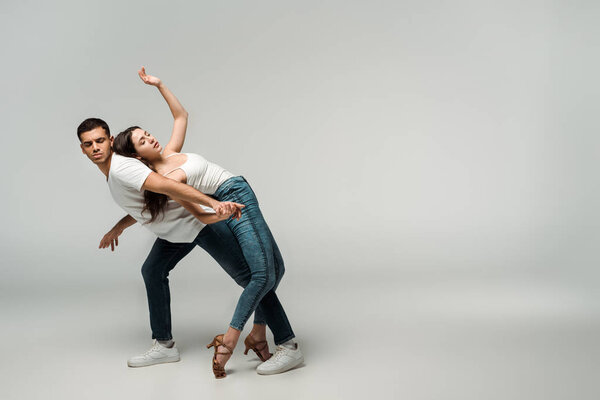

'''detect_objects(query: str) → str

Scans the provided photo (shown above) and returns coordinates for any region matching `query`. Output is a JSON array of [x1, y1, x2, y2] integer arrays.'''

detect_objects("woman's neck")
[[144, 153, 169, 173]]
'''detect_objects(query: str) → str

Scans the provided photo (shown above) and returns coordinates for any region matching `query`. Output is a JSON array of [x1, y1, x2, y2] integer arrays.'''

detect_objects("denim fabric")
[[206, 221, 294, 344], [212, 177, 295, 343], [141, 238, 195, 341], [141, 220, 294, 344]]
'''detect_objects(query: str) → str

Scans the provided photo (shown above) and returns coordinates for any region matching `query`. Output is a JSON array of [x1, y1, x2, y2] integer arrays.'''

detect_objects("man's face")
[[80, 127, 113, 165]]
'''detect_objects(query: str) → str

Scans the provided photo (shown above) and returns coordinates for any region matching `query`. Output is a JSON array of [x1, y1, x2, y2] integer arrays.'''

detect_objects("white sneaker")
[[256, 343, 304, 375], [127, 340, 180, 368]]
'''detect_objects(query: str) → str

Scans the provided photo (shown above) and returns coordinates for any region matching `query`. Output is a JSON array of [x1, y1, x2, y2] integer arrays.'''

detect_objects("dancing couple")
[[77, 67, 303, 378]]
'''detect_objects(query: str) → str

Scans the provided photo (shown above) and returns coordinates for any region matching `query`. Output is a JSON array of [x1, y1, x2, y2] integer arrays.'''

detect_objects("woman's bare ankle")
[[250, 324, 267, 341], [223, 327, 241, 351]]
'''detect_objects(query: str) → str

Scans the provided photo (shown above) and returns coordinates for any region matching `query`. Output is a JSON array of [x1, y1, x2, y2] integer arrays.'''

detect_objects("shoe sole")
[[256, 355, 304, 375], [127, 355, 180, 368]]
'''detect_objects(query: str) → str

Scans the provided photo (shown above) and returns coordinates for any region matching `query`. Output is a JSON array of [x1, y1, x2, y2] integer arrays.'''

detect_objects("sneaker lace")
[[271, 346, 288, 362], [142, 342, 162, 356]]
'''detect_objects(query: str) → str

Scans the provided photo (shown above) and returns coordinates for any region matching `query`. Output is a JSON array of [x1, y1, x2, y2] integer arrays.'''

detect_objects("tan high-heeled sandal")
[[243, 334, 272, 362], [206, 334, 234, 379]]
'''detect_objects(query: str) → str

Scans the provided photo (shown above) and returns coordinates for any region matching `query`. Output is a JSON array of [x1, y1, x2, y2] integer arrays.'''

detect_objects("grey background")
[[1, 1, 599, 399]]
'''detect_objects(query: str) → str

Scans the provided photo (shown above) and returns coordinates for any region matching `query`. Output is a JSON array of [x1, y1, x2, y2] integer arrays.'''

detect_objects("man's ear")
[[80, 143, 85, 154], [109, 136, 114, 148]]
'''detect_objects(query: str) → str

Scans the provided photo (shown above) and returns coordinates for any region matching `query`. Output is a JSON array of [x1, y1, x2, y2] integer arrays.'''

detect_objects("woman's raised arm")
[[138, 66, 189, 155]]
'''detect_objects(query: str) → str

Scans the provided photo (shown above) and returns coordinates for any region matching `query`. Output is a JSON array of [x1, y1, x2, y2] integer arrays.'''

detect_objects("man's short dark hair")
[[77, 118, 110, 141]]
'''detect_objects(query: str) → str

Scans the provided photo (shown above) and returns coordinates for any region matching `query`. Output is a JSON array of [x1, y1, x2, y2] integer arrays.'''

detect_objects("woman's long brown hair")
[[113, 126, 168, 223]]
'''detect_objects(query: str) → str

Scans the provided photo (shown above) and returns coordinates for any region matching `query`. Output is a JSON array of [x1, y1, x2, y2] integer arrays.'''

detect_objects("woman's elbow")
[[174, 111, 188, 121]]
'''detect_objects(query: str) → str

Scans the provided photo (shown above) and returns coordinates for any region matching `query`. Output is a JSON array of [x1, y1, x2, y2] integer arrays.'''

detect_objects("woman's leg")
[[194, 222, 265, 325], [196, 221, 294, 345], [213, 177, 278, 333], [197, 180, 290, 367], [251, 238, 295, 344]]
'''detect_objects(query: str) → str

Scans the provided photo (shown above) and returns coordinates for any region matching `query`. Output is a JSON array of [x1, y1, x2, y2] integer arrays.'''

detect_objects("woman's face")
[[131, 128, 162, 160]]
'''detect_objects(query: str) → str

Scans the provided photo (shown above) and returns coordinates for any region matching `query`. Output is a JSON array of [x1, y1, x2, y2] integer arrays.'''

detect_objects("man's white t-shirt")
[[107, 154, 206, 243]]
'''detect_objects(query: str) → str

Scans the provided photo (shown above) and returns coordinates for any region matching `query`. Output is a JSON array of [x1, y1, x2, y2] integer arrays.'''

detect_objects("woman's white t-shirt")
[[165, 153, 234, 195]]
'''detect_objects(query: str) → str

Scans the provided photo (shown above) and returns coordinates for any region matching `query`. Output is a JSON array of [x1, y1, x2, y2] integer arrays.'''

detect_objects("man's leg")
[[128, 237, 195, 368], [141, 237, 196, 340]]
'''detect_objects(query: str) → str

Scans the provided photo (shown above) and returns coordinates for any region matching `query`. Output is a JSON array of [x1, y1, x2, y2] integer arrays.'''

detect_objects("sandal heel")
[[243, 334, 271, 362], [207, 334, 233, 379]]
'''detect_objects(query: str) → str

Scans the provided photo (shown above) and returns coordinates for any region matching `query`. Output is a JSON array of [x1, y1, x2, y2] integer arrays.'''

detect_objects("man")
[[77, 117, 291, 370]]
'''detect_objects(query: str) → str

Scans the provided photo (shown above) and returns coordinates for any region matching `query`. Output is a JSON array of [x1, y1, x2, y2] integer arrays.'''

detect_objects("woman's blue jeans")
[[212, 177, 293, 339], [142, 218, 295, 344]]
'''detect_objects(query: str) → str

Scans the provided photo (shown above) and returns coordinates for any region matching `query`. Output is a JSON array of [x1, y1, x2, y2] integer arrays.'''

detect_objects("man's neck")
[[97, 151, 113, 179]]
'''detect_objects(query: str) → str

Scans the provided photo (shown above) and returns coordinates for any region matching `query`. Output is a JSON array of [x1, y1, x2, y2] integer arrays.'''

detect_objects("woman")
[[113, 67, 303, 378]]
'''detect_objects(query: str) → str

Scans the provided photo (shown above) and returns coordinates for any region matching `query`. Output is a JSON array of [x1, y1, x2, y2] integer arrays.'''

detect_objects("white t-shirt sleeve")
[[112, 156, 152, 191]]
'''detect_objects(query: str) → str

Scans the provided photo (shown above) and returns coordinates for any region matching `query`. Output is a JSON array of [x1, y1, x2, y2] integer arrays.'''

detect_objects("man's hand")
[[213, 201, 245, 218], [138, 66, 161, 87], [99, 226, 124, 251]]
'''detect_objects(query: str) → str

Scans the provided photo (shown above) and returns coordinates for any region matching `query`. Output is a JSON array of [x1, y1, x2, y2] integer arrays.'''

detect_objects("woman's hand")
[[138, 66, 161, 87]]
